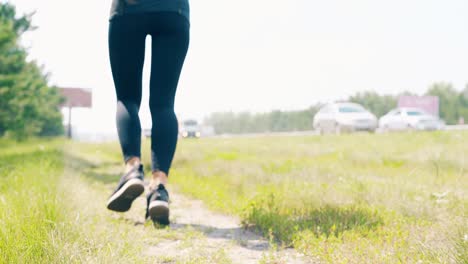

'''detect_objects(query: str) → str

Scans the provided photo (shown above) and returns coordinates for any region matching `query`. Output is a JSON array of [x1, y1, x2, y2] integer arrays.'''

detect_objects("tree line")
[[0, 3, 64, 140], [205, 83, 468, 134], [204, 106, 320, 134]]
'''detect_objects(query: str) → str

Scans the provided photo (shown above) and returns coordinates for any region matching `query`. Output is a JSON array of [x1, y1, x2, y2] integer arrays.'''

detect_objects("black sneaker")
[[107, 164, 145, 212], [146, 184, 170, 225]]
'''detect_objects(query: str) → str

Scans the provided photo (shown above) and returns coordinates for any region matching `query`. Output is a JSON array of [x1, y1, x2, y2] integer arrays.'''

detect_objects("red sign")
[[398, 96, 439, 116], [59, 88, 92, 108]]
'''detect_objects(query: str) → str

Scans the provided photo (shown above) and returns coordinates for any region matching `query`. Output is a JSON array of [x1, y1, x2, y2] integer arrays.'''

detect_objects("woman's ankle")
[[150, 171, 168, 190], [125, 157, 141, 173]]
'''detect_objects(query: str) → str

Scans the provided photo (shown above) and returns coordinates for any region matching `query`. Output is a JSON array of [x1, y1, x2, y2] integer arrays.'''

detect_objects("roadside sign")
[[59, 88, 92, 138], [398, 96, 439, 116], [59, 88, 92, 108]]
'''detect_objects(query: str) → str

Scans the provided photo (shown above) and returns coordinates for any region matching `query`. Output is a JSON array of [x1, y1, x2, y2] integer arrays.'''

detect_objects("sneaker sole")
[[148, 200, 170, 225], [107, 178, 145, 212]]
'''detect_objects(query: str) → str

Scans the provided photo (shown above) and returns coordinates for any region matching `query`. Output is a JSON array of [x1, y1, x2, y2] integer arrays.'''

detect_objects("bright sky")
[[11, 0, 468, 132]]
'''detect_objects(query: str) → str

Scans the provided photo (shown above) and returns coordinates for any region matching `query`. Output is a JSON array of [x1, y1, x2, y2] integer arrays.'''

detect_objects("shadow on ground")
[[65, 151, 270, 252], [170, 223, 270, 251], [65, 148, 381, 254], [115, 215, 271, 251]]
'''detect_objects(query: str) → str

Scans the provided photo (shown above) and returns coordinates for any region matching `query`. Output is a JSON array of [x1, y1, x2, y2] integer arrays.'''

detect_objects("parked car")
[[313, 102, 377, 134], [143, 128, 152, 138], [180, 119, 201, 138], [379, 107, 444, 131]]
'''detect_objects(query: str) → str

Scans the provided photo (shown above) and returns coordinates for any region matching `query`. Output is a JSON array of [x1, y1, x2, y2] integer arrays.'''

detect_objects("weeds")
[[5, 131, 463, 263], [166, 131, 467, 263], [0, 145, 64, 263]]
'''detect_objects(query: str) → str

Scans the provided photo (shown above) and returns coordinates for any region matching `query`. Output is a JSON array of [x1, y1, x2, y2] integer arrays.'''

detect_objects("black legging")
[[109, 12, 189, 175]]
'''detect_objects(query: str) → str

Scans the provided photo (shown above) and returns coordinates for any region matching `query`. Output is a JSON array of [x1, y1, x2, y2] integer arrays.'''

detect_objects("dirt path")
[[116, 186, 315, 263], [64, 149, 318, 263], [149, 192, 316, 263]]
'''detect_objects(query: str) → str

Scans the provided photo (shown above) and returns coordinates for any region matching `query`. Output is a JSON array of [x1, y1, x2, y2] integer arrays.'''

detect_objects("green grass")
[[1, 131, 466, 263], [0, 140, 65, 263], [0, 138, 242, 263], [0, 140, 157, 263], [161, 131, 466, 263], [69, 131, 466, 263]]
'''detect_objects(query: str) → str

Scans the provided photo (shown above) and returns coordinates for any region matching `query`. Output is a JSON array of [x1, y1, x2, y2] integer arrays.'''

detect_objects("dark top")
[[110, 0, 190, 21]]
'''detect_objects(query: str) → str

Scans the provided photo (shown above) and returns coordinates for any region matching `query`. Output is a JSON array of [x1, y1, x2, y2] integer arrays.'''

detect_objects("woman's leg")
[[106, 15, 148, 212], [109, 15, 147, 166], [148, 13, 190, 188]]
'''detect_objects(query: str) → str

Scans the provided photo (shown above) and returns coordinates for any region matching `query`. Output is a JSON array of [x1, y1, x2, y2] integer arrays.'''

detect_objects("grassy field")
[[72, 131, 467, 263], [165, 131, 467, 263], [0, 131, 466, 263], [0, 139, 239, 263], [0, 139, 151, 263], [0, 139, 65, 263]]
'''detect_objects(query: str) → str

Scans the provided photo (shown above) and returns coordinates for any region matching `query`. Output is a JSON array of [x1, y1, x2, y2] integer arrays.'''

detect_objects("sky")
[[10, 0, 468, 132]]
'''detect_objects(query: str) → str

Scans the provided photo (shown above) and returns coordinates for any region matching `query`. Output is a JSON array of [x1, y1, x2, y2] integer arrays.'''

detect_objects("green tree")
[[204, 105, 319, 134], [458, 84, 468, 124], [425, 82, 461, 125], [0, 3, 63, 139], [348, 91, 397, 117]]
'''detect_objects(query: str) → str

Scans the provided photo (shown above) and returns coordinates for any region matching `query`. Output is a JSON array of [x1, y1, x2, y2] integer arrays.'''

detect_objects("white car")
[[143, 128, 152, 138], [180, 119, 201, 138], [313, 102, 377, 134], [379, 108, 444, 131]]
